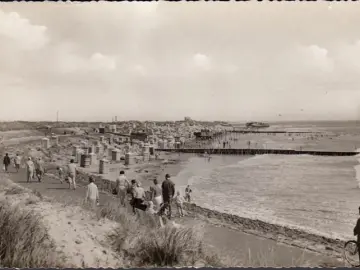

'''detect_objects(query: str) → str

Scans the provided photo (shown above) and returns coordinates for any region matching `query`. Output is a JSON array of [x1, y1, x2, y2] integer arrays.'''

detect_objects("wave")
[[220, 154, 272, 169]]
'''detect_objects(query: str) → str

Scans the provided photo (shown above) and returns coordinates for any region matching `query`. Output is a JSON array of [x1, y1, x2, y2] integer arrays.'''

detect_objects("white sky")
[[0, 2, 360, 122]]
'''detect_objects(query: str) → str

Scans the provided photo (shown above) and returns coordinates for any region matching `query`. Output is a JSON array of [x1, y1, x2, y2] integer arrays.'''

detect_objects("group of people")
[[55, 160, 194, 220], [111, 171, 193, 219], [4, 151, 194, 225], [57, 159, 77, 190], [2, 153, 45, 182], [80, 169, 193, 227]]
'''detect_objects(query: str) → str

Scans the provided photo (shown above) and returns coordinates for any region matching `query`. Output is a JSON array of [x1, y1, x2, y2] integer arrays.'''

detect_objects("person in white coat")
[[26, 157, 35, 182], [85, 176, 99, 208]]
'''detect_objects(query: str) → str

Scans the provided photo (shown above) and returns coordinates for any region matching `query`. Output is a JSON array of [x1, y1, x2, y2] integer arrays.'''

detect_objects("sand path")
[[1, 168, 122, 267]]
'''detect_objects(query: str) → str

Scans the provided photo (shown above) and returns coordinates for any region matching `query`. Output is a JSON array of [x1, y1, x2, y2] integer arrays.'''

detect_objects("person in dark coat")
[[3, 153, 10, 173], [161, 174, 175, 219], [354, 206, 360, 264]]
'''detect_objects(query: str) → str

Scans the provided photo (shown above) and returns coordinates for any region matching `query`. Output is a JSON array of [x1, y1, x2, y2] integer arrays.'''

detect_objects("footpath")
[[6, 167, 115, 206]]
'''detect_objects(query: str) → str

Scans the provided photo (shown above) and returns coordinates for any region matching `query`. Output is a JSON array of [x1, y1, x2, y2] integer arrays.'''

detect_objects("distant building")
[[184, 117, 192, 122], [194, 129, 213, 140], [130, 131, 148, 142]]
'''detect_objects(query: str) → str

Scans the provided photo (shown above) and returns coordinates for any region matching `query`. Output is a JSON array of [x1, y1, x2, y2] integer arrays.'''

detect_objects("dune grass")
[[4, 185, 26, 195], [94, 200, 220, 267], [0, 178, 63, 268], [130, 224, 205, 266], [0, 199, 62, 268]]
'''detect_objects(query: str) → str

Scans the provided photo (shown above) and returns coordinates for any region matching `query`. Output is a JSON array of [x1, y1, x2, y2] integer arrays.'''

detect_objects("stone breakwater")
[[72, 169, 345, 258]]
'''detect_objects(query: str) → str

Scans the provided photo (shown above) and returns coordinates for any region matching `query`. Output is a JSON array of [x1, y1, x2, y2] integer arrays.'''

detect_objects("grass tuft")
[[129, 224, 205, 267], [0, 199, 62, 267], [97, 201, 220, 267], [32, 190, 43, 200], [5, 185, 26, 195]]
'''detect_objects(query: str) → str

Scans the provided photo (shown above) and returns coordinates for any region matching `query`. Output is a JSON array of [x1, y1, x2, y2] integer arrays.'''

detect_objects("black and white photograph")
[[0, 1, 359, 268]]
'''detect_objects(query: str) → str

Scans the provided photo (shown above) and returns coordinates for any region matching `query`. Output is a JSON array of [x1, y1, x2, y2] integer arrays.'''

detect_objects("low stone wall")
[[183, 203, 344, 256], [75, 169, 115, 193]]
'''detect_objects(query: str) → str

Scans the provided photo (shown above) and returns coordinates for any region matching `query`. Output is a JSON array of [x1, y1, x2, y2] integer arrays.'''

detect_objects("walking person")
[[185, 185, 192, 203], [26, 157, 35, 182], [3, 153, 10, 173], [132, 181, 146, 214], [129, 179, 138, 213], [116, 170, 130, 206], [161, 173, 175, 219], [146, 201, 165, 228], [14, 154, 21, 173], [35, 158, 45, 182], [174, 191, 184, 217], [67, 159, 77, 190], [85, 176, 99, 208], [57, 166, 64, 183], [353, 206, 360, 265], [150, 178, 163, 211]]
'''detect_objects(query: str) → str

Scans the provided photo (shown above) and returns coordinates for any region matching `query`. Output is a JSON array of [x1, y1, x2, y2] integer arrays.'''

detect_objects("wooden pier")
[[157, 148, 358, 157], [229, 130, 323, 134]]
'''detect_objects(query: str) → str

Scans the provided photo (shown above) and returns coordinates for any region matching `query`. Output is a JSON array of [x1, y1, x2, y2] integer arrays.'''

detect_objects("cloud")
[[1, 3, 360, 121], [298, 45, 334, 73], [193, 53, 211, 70], [90, 53, 116, 71], [45, 41, 117, 75], [332, 40, 360, 74], [0, 10, 48, 50], [131, 64, 147, 76]]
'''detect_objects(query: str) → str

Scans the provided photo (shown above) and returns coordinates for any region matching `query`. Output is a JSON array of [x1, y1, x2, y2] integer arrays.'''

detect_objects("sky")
[[0, 2, 360, 122]]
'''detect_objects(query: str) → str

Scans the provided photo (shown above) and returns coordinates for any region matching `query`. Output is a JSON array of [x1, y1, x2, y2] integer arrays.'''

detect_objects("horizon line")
[[0, 119, 359, 124]]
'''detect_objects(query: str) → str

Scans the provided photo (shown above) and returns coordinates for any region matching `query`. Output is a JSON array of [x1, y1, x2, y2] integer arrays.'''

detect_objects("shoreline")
[[72, 152, 345, 260], [183, 203, 344, 258]]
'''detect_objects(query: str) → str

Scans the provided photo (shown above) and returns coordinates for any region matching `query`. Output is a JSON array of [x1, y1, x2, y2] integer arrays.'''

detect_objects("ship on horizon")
[[245, 122, 270, 129]]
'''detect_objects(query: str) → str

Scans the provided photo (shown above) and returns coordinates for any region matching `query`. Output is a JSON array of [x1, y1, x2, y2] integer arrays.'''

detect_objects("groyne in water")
[[157, 148, 358, 156], [230, 130, 323, 134]]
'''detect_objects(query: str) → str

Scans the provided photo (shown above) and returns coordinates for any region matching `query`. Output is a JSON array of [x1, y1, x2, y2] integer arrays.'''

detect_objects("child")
[[57, 167, 64, 183], [174, 191, 184, 217], [146, 201, 156, 215], [185, 185, 192, 202]]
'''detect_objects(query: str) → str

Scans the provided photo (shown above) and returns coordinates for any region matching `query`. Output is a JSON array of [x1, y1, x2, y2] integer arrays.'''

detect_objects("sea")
[[174, 121, 360, 241]]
